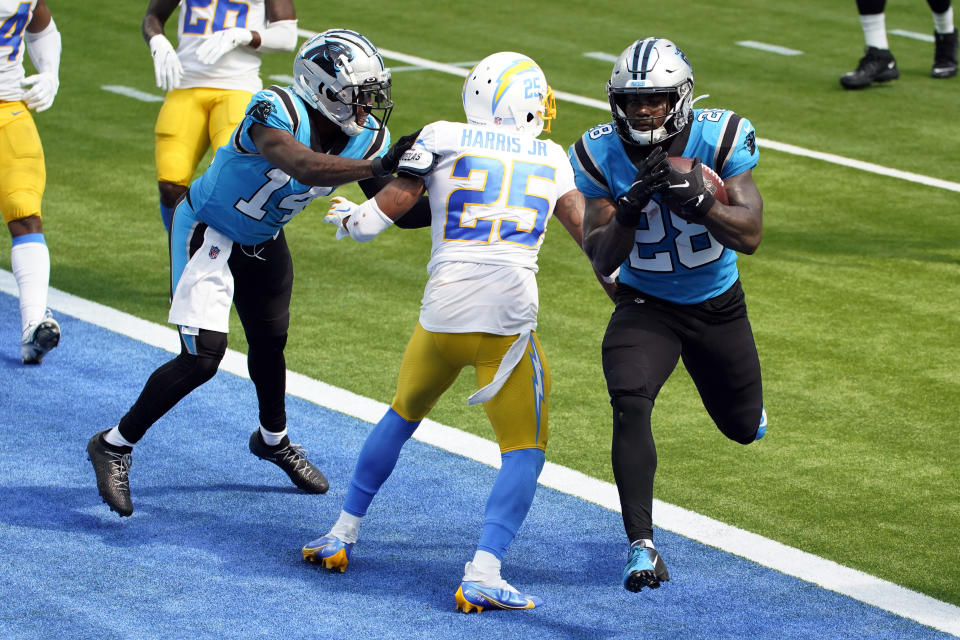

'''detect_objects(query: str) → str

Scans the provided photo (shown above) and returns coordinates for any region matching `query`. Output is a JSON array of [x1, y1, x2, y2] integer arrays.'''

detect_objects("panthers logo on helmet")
[[304, 41, 354, 78]]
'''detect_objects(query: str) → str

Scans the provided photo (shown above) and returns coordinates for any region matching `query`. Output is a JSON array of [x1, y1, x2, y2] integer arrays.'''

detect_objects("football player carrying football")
[[0, 0, 61, 364], [568, 37, 767, 593], [142, 0, 298, 232], [302, 52, 587, 613], [86, 29, 422, 518]]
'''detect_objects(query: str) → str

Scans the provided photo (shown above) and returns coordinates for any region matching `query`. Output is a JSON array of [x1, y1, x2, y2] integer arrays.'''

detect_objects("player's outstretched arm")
[[324, 176, 426, 242], [582, 196, 636, 280], [556, 189, 618, 301], [250, 123, 379, 186]]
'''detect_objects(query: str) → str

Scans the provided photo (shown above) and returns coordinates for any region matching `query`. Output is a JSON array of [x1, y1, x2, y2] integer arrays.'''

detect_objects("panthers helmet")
[[462, 52, 556, 136], [607, 38, 694, 146], [292, 29, 393, 136]]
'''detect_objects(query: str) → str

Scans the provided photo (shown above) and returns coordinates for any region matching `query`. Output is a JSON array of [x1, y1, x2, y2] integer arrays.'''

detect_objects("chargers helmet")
[[607, 38, 694, 146], [292, 29, 393, 136], [462, 52, 556, 136]]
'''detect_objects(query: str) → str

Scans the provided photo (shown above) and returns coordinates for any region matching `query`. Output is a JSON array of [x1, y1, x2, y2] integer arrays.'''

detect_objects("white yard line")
[[891, 29, 936, 43], [735, 41, 804, 56], [100, 85, 164, 103], [2, 269, 958, 636]]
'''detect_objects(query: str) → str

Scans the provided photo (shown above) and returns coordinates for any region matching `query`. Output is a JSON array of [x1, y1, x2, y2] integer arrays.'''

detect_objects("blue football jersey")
[[187, 86, 390, 245], [568, 109, 759, 304]]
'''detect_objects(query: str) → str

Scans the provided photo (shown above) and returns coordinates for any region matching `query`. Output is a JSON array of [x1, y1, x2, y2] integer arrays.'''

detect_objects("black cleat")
[[932, 30, 958, 78], [248, 430, 329, 494], [840, 46, 899, 89], [87, 431, 133, 517]]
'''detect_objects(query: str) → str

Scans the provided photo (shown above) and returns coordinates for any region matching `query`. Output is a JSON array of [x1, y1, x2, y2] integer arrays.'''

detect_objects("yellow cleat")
[[301, 535, 353, 573]]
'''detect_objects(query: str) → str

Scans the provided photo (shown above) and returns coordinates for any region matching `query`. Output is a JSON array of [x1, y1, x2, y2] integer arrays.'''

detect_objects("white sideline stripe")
[[101, 85, 164, 103], [891, 29, 936, 43], [736, 41, 804, 56], [2, 268, 958, 636], [584, 51, 618, 62]]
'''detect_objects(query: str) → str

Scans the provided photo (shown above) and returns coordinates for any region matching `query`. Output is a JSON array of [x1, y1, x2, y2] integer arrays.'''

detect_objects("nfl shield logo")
[[209, 246, 221, 259]]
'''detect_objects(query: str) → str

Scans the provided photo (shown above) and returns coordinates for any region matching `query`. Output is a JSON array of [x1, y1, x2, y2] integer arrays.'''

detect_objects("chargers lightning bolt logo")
[[492, 59, 539, 114], [527, 336, 545, 443]]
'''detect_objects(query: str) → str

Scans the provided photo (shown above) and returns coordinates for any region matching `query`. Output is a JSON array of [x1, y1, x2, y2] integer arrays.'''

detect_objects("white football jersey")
[[0, 0, 38, 101], [414, 120, 577, 335], [175, 0, 267, 92]]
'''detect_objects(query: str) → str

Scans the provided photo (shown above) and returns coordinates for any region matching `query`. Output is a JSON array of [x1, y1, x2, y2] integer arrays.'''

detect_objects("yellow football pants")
[[154, 87, 251, 186], [0, 101, 45, 224], [391, 323, 551, 452]]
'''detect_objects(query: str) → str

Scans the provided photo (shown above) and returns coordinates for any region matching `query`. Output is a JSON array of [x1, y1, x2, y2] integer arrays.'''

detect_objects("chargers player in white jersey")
[[0, 0, 61, 364], [569, 37, 767, 593], [302, 52, 589, 613], [86, 29, 422, 519], [142, 0, 298, 232]]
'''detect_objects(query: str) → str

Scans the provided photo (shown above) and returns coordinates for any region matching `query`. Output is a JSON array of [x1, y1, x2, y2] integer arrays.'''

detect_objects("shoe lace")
[[276, 443, 316, 477], [107, 451, 132, 490]]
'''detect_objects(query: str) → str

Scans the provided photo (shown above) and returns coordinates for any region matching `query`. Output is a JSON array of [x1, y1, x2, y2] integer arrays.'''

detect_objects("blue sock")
[[477, 448, 545, 559], [160, 203, 173, 233], [343, 408, 421, 517]]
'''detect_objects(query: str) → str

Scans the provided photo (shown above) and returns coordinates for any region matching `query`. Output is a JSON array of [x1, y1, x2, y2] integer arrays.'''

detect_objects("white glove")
[[324, 196, 357, 241], [20, 73, 58, 112], [196, 28, 253, 65], [149, 34, 182, 91]]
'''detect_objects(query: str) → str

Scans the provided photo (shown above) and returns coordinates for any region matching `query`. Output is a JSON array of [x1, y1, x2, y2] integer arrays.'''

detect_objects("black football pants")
[[601, 280, 763, 543], [117, 226, 292, 444]]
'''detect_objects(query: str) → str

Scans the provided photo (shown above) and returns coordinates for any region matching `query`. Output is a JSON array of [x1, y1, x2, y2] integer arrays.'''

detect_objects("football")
[[667, 157, 729, 205]]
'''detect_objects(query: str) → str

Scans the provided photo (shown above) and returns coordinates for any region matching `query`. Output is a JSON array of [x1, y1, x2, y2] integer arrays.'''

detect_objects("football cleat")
[[454, 580, 543, 613], [302, 534, 353, 572], [21, 310, 60, 365], [248, 430, 329, 494], [87, 431, 134, 517], [755, 406, 768, 441], [932, 30, 958, 78], [840, 47, 899, 89], [622, 543, 670, 592]]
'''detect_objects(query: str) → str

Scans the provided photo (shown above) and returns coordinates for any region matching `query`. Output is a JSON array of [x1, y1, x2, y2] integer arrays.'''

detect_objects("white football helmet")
[[462, 52, 556, 136], [292, 29, 393, 136], [607, 38, 694, 146]]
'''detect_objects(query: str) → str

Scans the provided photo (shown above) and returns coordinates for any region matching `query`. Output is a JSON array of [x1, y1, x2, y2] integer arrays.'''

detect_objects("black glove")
[[661, 157, 715, 221], [615, 148, 670, 227], [371, 128, 423, 177]]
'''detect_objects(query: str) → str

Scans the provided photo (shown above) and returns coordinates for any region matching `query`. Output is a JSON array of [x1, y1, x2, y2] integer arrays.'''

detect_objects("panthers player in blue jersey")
[[86, 29, 422, 518], [569, 37, 767, 593]]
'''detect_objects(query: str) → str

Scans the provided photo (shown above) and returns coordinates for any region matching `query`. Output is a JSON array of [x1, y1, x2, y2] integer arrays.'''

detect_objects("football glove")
[[662, 158, 715, 221], [324, 196, 356, 240], [371, 129, 423, 178], [196, 28, 253, 65], [20, 73, 58, 112], [615, 148, 670, 227], [149, 34, 183, 91]]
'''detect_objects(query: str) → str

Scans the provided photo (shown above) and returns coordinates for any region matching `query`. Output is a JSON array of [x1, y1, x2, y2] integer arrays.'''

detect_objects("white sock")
[[259, 426, 286, 446], [11, 238, 50, 332], [860, 13, 889, 50], [103, 426, 135, 449], [933, 8, 955, 34], [463, 550, 505, 587], [630, 538, 655, 549], [330, 510, 361, 544]]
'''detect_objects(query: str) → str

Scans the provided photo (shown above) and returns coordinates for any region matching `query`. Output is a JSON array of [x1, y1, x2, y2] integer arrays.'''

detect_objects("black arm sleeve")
[[356, 177, 432, 229]]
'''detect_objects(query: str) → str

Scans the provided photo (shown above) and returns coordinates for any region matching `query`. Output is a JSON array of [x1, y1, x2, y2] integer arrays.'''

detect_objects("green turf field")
[[7, 0, 958, 606]]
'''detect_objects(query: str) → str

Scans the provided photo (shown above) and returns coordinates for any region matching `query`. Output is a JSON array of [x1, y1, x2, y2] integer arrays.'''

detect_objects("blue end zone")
[[0, 292, 953, 639]]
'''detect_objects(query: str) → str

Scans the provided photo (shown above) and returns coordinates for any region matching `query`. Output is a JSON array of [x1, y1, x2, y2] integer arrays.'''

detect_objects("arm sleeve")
[[24, 18, 61, 77], [256, 19, 298, 53]]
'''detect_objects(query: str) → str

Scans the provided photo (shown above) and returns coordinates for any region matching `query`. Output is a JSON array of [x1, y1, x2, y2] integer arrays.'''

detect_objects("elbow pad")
[[347, 197, 394, 242], [256, 19, 298, 53], [24, 18, 61, 77]]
